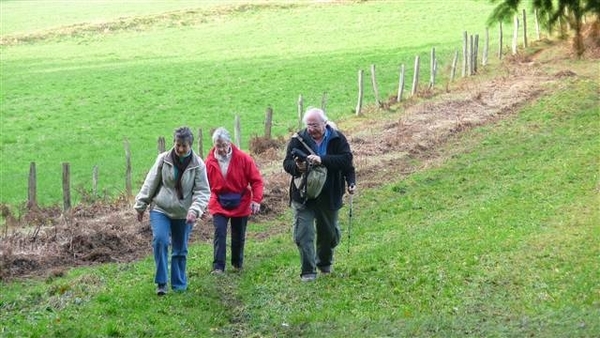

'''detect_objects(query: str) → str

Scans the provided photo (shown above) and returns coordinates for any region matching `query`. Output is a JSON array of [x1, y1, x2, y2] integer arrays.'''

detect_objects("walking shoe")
[[231, 266, 243, 273], [211, 269, 224, 275], [156, 284, 167, 296], [318, 266, 332, 275], [300, 273, 317, 282]]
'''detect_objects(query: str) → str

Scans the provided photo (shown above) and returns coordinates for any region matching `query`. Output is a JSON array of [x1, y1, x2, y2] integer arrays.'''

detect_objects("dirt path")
[[0, 40, 594, 282]]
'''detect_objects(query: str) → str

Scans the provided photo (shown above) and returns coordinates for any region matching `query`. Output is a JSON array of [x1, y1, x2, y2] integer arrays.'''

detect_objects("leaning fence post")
[[450, 50, 458, 82], [297, 94, 304, 129], [370, 64, 382, 107], [411, 55, 420, 97], [397, 64, 405, 102], [356, 70, 364, 116], [62, 162, 71, 212], [27, 162, 37, 209]]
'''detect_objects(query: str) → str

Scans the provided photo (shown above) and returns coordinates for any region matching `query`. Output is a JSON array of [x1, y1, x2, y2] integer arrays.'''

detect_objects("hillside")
[[0, 37, 598, 282]]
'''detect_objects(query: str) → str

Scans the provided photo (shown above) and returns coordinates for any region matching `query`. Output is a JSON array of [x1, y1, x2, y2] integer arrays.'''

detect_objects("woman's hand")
[[250, 202, 261, 215], [186, 211, 197, 224]]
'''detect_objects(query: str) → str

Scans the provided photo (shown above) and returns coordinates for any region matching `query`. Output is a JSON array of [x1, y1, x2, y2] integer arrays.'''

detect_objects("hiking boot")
[[318, 266, 332, 275], [156, 284, 167, 296], [300, 273, 317, 282]]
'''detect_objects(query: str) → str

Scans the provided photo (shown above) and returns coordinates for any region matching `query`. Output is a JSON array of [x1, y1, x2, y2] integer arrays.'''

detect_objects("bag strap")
[[293, 133, 316, 156]]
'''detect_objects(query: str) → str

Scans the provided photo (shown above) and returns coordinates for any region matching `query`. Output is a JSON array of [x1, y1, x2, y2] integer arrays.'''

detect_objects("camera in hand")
[[291, 148, 308, 161]]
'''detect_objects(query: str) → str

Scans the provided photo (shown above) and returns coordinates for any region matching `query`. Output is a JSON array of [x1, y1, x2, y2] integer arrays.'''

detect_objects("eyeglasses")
[[306, 121, 324, 128], [215, 142, 230, 149]]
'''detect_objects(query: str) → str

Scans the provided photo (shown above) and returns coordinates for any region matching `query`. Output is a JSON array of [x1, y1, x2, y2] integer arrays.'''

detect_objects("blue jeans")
[[150, 210, 192, 291], [212, 214, 248, 271]]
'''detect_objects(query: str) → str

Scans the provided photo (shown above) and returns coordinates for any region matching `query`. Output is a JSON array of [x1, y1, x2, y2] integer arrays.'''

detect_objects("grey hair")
[[302, 107, 328, 125], [174, 126, 194, 145], [212, 127, 231, 144]]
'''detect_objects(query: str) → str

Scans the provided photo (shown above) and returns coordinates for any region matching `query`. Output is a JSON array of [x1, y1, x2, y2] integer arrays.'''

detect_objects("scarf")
[[171, 150, 192, 200]]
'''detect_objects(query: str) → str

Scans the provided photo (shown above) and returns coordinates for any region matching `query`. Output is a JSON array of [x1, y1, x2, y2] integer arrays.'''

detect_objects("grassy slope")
[[1, 1, 496, 206], [0, 61, 598, 338]]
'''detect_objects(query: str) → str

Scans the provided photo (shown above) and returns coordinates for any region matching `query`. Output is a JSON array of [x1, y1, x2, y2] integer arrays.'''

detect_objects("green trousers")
[[292, 198, 341, 276]]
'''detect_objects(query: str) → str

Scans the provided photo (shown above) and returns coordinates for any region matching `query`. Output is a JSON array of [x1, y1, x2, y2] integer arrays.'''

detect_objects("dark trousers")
[[292, 198, 341, 276], [212, 214, 248, 271]]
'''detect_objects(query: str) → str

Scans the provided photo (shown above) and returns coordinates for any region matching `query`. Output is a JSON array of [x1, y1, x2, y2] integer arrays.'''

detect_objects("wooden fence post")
[[234, 115, 241, 148], [297, 94, 304, 129], [264, 106, 273, 139], [468, 34, 474, 76], [411, 55, 420, 97], [321, 92, 327, 113], [158, 136, 165, 153], [522, 9, 528, 48], [124, 139, 132, 197], [498, 21, 504, 59], [534, 9, 541, 40], [473, 34, 479, 74], [450, 50, 458, 82], [27, 162, 37, 209], [92, 165, 99, 197], [62, 162, 71, 212], [197, 128, 204, 159], [397, 64, 405, 102], [428, 47, 436, 89], [512, 15, 519, 55], [370, 64, 382, 107], [462, 31, 468, 77], [355, 70, 363, 116], [483, 28, 489, 66]]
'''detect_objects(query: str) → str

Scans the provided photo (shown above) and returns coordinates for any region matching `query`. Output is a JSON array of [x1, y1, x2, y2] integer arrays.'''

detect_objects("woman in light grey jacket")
[[134, 126, 210, 296]]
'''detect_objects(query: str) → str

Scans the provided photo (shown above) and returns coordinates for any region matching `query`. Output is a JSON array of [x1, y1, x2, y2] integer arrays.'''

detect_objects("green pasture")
[[0, 0, 506, 207], [1, 73, 598, 337]]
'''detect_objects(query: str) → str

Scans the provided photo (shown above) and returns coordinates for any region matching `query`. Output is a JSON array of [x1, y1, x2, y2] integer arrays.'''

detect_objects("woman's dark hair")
[[174, 126, 194, 145]]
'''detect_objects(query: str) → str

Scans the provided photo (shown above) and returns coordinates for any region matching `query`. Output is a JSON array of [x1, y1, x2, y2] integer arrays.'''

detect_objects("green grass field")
[[1, 1, 599, 337], [1, 73, 598, 337], [0, 0, 501, 207]]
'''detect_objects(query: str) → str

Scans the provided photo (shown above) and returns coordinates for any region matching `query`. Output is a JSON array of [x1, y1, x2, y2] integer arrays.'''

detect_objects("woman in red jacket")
[[205, 127, 264, 274]]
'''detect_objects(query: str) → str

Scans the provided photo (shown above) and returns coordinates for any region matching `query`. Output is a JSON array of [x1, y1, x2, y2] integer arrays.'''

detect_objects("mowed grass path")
[[0, 1, 499, 206]]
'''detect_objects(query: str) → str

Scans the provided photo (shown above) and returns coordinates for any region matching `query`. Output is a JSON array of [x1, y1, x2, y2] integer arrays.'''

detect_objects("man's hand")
[[136, 211, 144, 222], [250, 202, 261, 215], [186, 211, 198, 224], [348, 183, 357, 195], [295, 159, 307, 172], [306, 155, 322, 165]]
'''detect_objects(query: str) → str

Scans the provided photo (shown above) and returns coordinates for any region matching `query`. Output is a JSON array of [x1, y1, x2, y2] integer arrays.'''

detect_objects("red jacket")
[[205, 144, 264, 217]]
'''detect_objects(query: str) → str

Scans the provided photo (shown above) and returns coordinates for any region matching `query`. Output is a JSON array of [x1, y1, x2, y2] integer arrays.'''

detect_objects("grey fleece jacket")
[[134, 149, 210, 219]]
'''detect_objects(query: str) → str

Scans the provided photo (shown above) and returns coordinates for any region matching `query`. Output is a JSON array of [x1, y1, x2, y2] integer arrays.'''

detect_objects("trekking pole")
[[347, 193, 353, 254]]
